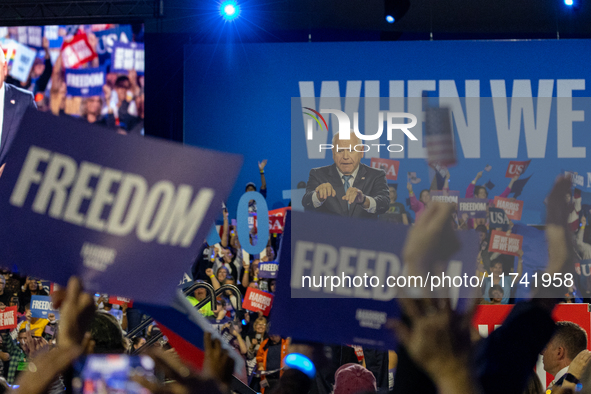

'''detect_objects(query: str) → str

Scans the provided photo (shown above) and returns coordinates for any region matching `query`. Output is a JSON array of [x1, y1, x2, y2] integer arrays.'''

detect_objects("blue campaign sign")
[[65, 66, 106, 97], [185, 40, 591, 223], [458, 198, 489, 219], [0, 109, 242, 305], [489, 207, 511, 232], [94, 26, 133, 66], [258, 262, 279, 279], [111, 42, 144, 75], [272, 211, 479, 349], [30, 295, 60, 320]]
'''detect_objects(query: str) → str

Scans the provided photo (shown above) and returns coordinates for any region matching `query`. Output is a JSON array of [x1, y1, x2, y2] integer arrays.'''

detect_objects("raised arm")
[[221, 209, 229, 248], [466, 171, 482, 198], [408, 183, 422, 213], [206, 268, 221, 290], [258, 160, 267, 198], [500, 174, 520, 198]]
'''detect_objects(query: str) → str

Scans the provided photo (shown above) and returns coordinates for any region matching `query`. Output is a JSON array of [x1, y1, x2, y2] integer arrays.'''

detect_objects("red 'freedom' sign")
[[242, 288, 274, 316], [493, 196, 524, 221], [370, 158, 400, 181], [505, 160, 531, 178], [0, 307, 18, 330], [488, 230, 523, 257]]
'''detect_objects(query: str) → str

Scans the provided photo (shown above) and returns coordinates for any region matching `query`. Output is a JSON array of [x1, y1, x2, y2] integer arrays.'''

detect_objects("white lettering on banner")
[[66, 72, 105, 89], [260, 264, 278, 272], [9, 146, 215, 247], [71, 40, 92, 60], [31, 300, 55, 310], [459, 202, 487, 211], [81, 243, 116, 271], [565, 171, 585, 187], [248, 292, 272, 307], [292, 241, 400, 300], [495, 200, 519, 212], [355, 309, 387, 329], [431, 195, 458, 203], [299, 79, 587, 160], [0, 310, 14, 327]]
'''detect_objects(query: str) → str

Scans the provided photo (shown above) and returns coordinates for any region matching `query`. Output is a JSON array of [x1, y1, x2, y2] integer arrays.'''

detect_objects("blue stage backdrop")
[[184, 40, 591, 224]]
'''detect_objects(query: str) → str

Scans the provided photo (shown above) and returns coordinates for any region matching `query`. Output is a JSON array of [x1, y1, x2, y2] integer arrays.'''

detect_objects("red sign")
[[269, 207, 290, 234], [370, 158, 400, 181], [0, 307, 18, 330], [61, 33, 97, 68], [505, 160, 531, 178], [488, 230, 523, 256], [242, 288, 274, 316], [108, 296, 134, 308], [251, 207, 291, 234], [472, 303, 591, 387], [493, 196, 524, 221]]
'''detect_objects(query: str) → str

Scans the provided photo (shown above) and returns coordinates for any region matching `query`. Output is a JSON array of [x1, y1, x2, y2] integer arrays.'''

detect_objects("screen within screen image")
[[0, 24, 144, 135]]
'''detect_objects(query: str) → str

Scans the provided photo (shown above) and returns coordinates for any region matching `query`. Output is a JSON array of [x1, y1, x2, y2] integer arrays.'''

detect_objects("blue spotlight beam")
[[220, 0, 240, 21]]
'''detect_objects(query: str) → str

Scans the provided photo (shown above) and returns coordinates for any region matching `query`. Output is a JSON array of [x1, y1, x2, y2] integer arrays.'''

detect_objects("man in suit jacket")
[[302, 133, 389, 218], [0, 46, 37, 173]]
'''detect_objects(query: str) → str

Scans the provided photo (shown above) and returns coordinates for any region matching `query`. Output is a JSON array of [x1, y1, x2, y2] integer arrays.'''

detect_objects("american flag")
[[425, 107, 456, 167]]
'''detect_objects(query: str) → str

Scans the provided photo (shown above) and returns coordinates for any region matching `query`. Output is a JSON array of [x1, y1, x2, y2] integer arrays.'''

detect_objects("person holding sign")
[[464, 170, 520, 229], [0, 45, 37, 171], [302, 133, 389, 218]]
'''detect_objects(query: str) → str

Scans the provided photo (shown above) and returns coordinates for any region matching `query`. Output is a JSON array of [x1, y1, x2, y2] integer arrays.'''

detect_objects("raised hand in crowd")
[[258, 160, 267, 192], [402, 202, 460, 281], [472, 170, 483, 184], [508, 173, 521, 189], [561, 350, 591, 391], [390, 298, 481, 394]]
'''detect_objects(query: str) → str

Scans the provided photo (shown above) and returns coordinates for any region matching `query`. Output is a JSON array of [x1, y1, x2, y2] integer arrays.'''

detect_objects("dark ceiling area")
[[1, 0, 590, 40]]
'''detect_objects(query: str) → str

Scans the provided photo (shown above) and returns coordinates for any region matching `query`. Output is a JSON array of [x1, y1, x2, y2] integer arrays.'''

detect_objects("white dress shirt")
[[312, 165, 377, 213], [548, 365, 570, 389]]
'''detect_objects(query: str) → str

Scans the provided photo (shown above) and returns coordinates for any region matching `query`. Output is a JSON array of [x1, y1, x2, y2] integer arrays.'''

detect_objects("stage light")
[[220, 0, 240, 21], [384, 0, 410, 24], [565, 0, 574, 5]]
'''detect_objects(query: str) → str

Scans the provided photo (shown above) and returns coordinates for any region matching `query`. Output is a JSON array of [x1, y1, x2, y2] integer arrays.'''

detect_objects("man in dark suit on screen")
[[302, 132, 389, 218], [0, 45, 37, 175]]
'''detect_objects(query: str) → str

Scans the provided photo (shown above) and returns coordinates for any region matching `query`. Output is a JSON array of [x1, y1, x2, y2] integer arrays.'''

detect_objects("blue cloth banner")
[[0, 109, 242, 305], [65, 66, 106, 97], [272, 212, 479, 349], [30, 295, 60, 320]]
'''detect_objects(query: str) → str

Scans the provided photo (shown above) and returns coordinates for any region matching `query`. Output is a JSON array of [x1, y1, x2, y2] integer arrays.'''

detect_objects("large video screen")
[[0, 24, 144, 135]]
